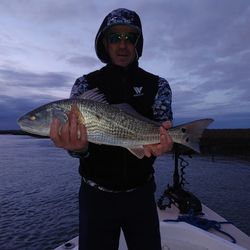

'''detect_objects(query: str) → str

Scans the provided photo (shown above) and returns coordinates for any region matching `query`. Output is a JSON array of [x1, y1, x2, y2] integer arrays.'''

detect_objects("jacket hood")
[[95, 8, 143, 64]]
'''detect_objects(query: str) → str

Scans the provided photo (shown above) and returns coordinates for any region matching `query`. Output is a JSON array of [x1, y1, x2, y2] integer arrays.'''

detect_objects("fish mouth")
[[17, 116, 25, 129], [17, 115, 37, 134], [17, 114, 30, 127], [17, 120, 33, 134], [18, 121, 48, 136]]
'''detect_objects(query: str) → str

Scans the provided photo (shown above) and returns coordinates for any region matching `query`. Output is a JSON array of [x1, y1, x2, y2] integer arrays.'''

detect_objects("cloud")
[[0, 67, 75, 101], [173, 80, 249, 113], [141, 1, 250, 74], [66, 55, 101, 68], [137, 0, 250, 129], [0, 95, 52, 130], [0, 1, 250, 129], [0, 65, 77, 129], [0, 1, 93, 23]]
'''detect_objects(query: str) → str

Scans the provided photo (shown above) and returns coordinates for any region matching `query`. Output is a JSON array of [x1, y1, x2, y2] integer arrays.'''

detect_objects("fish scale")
[[77, 100, 160, 147]]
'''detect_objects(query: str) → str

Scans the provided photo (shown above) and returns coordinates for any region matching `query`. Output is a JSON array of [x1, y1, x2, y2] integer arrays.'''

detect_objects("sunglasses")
[[107, 32, 139, 45]]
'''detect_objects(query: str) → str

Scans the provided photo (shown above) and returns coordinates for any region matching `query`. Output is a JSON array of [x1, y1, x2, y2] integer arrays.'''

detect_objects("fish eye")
[[29, 115, 37, 121]]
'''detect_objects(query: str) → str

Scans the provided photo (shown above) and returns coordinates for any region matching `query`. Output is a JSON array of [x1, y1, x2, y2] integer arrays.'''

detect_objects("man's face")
[[104, 25, 139, 67]]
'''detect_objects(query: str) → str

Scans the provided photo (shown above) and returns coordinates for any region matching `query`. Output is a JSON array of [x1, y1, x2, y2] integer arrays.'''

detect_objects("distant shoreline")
[[0, 130, 48, 138], [1, 129, 250, 157], [0, 130, 29, 135], [1, 128, 249, 134]]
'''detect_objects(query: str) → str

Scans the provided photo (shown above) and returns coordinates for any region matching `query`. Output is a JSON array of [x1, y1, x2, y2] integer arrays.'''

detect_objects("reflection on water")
[[0, 135, 249, 250]]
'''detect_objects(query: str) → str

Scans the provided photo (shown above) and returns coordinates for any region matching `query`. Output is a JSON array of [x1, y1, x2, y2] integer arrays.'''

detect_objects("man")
[[50, 8, 173, 250]]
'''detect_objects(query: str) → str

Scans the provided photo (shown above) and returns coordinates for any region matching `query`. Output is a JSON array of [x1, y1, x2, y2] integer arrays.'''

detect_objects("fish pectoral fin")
[[51, 108, 68, 136], [69, 104, 86, 125], [70, 105, 86, 139], [52, 108, 68, 124], [127, 147, 145, 159]]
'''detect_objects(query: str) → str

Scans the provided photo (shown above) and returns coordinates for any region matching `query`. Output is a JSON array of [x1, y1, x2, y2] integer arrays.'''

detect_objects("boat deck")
[[55, 204, 250, 250], [158, 204, 250, 250]]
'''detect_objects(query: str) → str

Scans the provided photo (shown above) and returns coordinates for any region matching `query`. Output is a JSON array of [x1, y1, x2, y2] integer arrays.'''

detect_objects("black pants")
[[79, 179, 161, 250]]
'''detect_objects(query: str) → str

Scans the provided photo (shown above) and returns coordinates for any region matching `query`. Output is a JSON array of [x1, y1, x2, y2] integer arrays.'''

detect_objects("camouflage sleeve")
[[68, 75, 90, 159], [70, 75, 89, 98], [152, 77, 173, 122]]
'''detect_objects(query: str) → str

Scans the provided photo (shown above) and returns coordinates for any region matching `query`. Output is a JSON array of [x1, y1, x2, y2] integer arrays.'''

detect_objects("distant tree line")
[[200, 129, 250, 158], [1, 129, 250, 158]]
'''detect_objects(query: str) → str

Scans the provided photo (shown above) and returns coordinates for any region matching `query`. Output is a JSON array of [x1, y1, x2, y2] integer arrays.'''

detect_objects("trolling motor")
[[158, 144, 202, 214]]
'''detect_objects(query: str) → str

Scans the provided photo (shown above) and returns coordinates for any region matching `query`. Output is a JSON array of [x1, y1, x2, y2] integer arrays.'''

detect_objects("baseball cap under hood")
[[95, 8, 143, 63]]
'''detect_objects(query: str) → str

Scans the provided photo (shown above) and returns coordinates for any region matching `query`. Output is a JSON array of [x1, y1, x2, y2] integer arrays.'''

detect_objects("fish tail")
[[172, 118, 214, 153]]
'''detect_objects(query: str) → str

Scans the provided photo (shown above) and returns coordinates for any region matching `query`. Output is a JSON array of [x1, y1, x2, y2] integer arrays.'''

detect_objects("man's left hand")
[[143, 121, 173, 157]]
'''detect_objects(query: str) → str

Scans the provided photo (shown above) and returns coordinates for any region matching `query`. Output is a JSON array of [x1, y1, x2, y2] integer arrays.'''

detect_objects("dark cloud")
[[138, 0, 250, 129], [0, 68, 74, 88], [0, 95, 54, 130], [141, 0, 250, 51], [0, 67, 75, 129], [1, 1, 250, 129], [142, 0, 250, 83]]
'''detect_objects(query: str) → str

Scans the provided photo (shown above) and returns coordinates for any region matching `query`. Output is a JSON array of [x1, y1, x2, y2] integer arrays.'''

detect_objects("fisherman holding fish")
[[20, 8, 175, 250], [17, 7, 213, 250], [59, 9, 172, 250], [53, 8, 172, 250]]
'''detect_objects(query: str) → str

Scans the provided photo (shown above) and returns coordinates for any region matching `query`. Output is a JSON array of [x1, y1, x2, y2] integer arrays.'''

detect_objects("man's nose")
[[118, 39, 128, 48]]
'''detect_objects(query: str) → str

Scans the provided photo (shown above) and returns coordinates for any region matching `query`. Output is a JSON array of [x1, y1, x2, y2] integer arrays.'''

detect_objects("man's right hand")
[[50, 105, 88, 152]]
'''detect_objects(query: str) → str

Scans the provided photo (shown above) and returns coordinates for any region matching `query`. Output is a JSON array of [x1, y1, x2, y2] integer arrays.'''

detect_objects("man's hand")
[[50, 105, 88, 152], [143, 121, 173, 157]]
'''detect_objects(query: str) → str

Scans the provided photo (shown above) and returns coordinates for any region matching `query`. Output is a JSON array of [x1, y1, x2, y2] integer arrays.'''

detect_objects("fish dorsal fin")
[[113, 103, 160, 126], [77, 88, 108, 104]]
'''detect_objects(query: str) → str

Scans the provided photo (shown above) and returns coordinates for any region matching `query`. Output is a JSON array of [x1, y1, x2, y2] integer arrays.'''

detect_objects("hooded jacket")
[[70, 9, 172, 191], [95, 8, 143, 63]]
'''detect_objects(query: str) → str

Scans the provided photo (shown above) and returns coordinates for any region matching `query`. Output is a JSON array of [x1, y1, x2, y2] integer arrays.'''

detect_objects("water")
[[0, 135, 249, 250]]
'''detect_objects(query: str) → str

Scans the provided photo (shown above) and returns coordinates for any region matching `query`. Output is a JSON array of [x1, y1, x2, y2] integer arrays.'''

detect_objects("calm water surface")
[[0, 135, 249, 250]]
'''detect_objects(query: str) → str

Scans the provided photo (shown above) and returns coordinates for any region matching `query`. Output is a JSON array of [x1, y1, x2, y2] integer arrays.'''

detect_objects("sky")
[[0, 0, 250, 130]]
